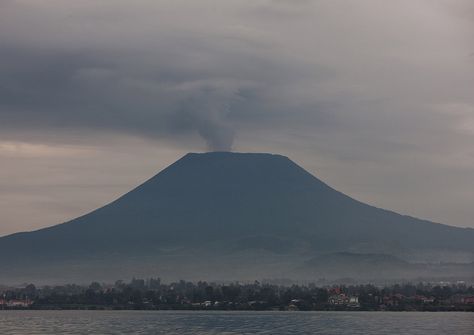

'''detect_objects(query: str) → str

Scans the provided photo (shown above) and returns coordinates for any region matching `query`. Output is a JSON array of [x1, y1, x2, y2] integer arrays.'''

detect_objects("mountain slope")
[[0, 152, 473, 283]]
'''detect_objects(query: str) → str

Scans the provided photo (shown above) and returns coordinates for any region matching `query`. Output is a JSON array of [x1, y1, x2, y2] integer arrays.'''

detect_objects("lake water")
[[0, 311, 472, 334]]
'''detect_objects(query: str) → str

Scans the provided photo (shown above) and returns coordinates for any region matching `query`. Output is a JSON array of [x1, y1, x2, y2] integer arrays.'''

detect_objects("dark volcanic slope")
[[2, 152, 474, 253], [1, 152, 473, 281]]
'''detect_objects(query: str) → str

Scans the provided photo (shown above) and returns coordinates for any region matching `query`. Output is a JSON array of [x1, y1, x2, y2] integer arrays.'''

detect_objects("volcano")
[[1, 152, 473, 284]]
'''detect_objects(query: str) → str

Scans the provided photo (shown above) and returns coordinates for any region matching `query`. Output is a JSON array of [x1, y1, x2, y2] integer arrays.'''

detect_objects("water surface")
[[0, 311, 472, 334]]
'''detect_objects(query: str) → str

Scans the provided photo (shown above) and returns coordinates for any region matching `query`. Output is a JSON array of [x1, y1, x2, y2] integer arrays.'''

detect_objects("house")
[[462, 296, 474, 304], [348, 296, 360, 307], [328, 294, 348, 305], [329, 294, 359, 307], [6, 299, 33, 308]]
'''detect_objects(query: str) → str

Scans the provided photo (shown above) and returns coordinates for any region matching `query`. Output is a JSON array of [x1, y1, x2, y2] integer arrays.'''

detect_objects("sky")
[[1, 0, 473, 236]]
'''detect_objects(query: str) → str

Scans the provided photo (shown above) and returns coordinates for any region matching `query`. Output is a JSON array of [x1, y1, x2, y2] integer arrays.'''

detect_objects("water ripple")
[[0, 311, 472, 335]]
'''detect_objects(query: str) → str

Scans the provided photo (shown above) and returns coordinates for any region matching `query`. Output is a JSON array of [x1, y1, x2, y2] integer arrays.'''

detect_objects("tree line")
[[1, 279, 473, 311]]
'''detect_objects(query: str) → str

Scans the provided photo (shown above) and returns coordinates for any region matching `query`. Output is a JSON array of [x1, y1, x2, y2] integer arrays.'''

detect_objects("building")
[[348, 296, 360, 307], [328, 294, 348, 305], [5, 299, 33, 308], [328, 294, 359, 307]]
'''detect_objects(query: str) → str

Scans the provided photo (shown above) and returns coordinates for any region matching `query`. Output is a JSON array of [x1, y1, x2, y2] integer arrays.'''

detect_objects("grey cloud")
[[0, 1, 341, 151], [0, 45, 240, 149]]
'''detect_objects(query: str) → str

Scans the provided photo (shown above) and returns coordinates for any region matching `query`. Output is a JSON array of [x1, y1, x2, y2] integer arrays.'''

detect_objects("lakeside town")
[[1, 279, 473, 312]]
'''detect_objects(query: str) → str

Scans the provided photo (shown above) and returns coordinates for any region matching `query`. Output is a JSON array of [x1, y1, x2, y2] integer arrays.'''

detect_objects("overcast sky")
[[1, 0, 473, 236]]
